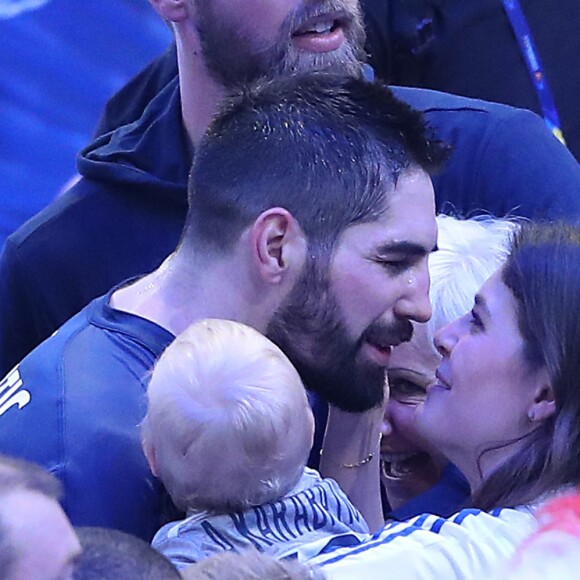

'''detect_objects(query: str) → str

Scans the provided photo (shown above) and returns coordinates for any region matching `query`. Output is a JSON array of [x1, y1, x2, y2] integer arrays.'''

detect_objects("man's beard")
[[195, 0, 367, 89], [266, 256, 413, 413]]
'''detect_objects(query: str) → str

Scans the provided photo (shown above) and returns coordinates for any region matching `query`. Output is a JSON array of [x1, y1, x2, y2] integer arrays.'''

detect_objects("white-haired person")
[[300, 221, 580, 577], [141, 319, 369, 570], [381, 214, 518, 518]]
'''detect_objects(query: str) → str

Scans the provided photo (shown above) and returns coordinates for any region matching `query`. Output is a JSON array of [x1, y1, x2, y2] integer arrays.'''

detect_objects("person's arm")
[[318, 404, 384, 532]]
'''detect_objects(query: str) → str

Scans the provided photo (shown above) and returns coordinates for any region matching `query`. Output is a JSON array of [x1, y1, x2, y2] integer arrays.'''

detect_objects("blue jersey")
[[0, 284, 176, 541]]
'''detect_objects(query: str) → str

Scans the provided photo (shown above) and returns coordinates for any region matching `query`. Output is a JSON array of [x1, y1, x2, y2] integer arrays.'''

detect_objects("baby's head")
[[141, 319, 315, 513]]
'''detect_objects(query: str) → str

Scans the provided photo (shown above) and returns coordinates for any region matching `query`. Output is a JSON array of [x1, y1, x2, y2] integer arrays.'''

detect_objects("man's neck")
[[175, 33, 227, 146], [109, 254, 273, 337]]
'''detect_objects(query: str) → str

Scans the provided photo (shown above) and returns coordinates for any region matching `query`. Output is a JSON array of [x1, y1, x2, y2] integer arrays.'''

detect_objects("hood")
[[77, 77, 191, 203]]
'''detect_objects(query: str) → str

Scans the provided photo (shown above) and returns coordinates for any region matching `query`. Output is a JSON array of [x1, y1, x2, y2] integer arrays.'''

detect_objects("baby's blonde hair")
[[142, 319, 314, 512]]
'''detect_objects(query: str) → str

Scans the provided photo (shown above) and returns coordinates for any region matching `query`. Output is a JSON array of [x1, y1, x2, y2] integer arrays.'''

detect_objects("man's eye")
[[389, 378, 427, 403], [376, 258, 409, 273]]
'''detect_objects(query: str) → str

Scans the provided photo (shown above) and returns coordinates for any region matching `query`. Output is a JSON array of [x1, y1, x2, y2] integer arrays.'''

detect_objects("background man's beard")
[[292, 346, 387, 413], [266, 259, 386, 413], [196, 1, 366, 89]]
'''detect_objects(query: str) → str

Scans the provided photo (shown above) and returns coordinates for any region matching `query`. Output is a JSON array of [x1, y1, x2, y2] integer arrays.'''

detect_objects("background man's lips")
[[292, 12, 347, 53], [293, 10, 349, 35], [292, 27, 345, 53]]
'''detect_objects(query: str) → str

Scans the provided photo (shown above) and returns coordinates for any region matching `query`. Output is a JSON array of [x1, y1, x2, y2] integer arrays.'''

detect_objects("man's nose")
[[394, 268, 432, 324]]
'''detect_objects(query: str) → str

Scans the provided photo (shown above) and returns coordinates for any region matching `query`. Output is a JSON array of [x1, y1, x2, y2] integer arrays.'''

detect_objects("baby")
[[142, 319, 369, 569]]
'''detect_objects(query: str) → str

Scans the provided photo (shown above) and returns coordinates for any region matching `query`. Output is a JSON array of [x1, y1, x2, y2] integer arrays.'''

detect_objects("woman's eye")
[[389, 378, 427, 403], [469, 309, 484, 331]]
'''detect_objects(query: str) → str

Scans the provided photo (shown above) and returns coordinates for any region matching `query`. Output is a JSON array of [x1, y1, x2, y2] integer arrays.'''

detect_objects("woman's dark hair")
[[472, 222, 580, 511]]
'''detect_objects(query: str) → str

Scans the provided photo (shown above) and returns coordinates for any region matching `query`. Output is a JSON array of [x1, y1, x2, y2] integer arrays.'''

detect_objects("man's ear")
[[149, 0, 190, 23], [527, 368, 556, 423], [250, 208, 306, 285]]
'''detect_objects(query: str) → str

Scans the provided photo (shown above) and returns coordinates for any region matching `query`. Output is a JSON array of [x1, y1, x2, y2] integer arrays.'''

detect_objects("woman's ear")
[[527, 368, 556, 423]]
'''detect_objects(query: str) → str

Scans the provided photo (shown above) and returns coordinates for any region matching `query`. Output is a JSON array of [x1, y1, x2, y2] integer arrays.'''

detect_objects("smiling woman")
[[381, 214, 516, 516], [308, 221, 580, 578]]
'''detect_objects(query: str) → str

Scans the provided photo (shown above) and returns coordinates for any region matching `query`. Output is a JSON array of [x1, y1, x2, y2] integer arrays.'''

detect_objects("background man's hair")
[[73, 526, 180, 579], [142, 319, 314, 513], [0, 453, 62, 499], [182, 72, 448, 255], [0, 454, 64, 578]]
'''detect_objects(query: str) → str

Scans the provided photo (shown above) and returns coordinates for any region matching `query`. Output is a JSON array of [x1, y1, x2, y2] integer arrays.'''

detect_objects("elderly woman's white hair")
[[428, 214, 519, 337], [141, 319, 314, 513]]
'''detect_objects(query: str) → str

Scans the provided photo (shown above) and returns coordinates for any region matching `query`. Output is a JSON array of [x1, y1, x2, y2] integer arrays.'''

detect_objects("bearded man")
[[0, 72, 447, 540], [1, 0, 579, 376]]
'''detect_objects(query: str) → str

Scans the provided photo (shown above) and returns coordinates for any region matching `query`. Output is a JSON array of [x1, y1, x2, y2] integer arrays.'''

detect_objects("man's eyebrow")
[[375, 241, 438, 256]]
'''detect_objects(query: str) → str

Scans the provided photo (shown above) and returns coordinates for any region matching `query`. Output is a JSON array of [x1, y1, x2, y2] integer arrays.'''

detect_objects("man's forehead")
[[368, 211, 438, 255], [333, 218, 437, 260], [376, 172, 437, 249]]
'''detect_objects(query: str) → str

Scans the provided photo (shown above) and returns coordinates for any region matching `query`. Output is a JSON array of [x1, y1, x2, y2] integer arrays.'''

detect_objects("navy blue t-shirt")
[[0, 284, 176, 541]]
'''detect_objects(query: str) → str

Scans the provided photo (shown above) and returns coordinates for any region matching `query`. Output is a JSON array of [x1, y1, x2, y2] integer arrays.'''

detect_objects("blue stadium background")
[[0, 0, 172, 248]]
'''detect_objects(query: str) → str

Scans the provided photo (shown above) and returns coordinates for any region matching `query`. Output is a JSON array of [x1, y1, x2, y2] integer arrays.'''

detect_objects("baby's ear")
[[141, 427, 159, 477]]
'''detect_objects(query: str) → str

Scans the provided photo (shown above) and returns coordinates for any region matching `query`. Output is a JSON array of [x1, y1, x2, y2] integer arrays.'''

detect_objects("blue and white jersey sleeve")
[[304, 507, 538, 579]]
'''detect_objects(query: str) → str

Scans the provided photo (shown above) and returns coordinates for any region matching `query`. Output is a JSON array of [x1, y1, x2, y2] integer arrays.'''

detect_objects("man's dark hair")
[[0, 454, 64, 578], [73, 527, 180, 580], [0, 453, 62, 499], [181, 72, 448, 255]]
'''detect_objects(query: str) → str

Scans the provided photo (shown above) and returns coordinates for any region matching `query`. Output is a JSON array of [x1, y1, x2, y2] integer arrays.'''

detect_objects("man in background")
[[0, 454, 81, 580]]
